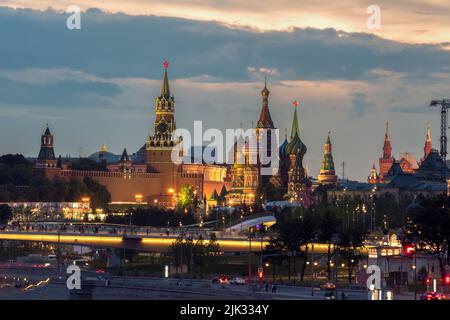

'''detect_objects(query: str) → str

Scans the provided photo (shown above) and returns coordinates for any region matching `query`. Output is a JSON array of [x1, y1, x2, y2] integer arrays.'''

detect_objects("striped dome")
[[279, 138, 289, 158], [286, 132, 307, 156]]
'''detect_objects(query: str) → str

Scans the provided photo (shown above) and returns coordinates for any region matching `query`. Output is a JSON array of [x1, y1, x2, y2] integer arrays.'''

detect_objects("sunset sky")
[[0, 1, 449, 180]]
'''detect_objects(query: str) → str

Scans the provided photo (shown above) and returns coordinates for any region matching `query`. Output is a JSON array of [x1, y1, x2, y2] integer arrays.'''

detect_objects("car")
[[230, 277, 246, 285], [320, 282, 336, 290], [324, 291, 335, 299], [420, 291, 446, 300], [218, 275, 230, 285]]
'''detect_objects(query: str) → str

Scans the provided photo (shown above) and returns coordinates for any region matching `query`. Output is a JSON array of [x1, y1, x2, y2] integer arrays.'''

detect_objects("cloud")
[[349, 92, 374, 118], [2, 0, 450, 43], [0, 7, 448, 181], [1, 7, 450, 83], [0, 72, 121, 108]]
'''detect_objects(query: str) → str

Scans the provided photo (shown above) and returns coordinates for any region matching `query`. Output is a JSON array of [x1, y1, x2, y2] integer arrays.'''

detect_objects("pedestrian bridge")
[[225, 214, 276, 233], [0, 231, 349, 254], [0, 231, 273, 253]]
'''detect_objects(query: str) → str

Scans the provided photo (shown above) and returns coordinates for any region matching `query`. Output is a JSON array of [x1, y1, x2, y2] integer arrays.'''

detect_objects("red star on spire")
[[293, 100, 299, 108], [163, 60, 169, 69]]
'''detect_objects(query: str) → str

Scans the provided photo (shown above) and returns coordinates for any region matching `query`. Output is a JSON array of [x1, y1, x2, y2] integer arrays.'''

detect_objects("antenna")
[[342, 161, 346, 181]]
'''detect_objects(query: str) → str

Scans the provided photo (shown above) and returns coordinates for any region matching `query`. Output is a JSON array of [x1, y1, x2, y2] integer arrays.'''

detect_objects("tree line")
[[0, 154, 111, 209]]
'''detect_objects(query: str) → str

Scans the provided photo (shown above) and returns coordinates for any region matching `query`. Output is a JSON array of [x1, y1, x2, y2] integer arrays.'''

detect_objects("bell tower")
[[146, 61, 181, 193], [36, 125, 57, 168], [256, 78, 276, 184], [379, 122, 394, 178], [154, 60, 175, 139]]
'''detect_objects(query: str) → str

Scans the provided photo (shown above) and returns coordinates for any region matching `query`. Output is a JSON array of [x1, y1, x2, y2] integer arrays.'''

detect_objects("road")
[[0, 266, 371, 300]]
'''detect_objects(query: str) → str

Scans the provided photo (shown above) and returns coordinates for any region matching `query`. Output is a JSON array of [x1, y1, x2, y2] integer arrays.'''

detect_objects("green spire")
[[290, 104, 300, 140], [320, 134, 335, 171]]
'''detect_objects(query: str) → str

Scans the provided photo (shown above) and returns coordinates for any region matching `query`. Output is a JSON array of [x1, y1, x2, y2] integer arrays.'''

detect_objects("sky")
[[0, 1, 449, 181]]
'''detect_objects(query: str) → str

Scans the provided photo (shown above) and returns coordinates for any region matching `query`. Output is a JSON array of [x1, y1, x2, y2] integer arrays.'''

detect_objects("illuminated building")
[[36, 62, 229, 210]]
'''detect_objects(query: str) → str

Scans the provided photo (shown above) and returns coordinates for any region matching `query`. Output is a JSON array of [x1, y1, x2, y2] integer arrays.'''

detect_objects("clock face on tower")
[[157, 121, 169, 134]]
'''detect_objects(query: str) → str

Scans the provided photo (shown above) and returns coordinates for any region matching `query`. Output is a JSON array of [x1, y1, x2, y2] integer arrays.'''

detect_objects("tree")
[[169, 233, 221, 275], [264, 237, 286, 281], [177, 184, 197, 213], [405, 195, 450, 278], [317, 205, 340, 279], [0, 204, 12, 225], [83, 176, 111, 209], [0, 154, 29, 167], [260, 182, 284, 202], [338, 226, 367, 283], [272, 206, 318, 282], [70, 158, 107, 171]]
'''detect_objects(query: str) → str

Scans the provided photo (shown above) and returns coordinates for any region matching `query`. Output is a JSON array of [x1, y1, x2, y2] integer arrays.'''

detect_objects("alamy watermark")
[[366, 265, 381, 290], [66, 5, 81, 30], [171, 123, 280, 176], [366, 5, 381, 30], [66, 264, 81, 290]]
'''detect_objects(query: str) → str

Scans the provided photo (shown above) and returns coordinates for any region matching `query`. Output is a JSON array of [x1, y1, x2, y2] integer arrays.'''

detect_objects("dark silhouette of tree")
[[70, 158, 107, 171], [0, 204, 12, 224], [272, 206, 318, 283], [338, 226, 367, 283], [405, 194, 450, 278], [317, 205, 340, 280], [83, 176, 111, 209], [264, 237, 286, 281]]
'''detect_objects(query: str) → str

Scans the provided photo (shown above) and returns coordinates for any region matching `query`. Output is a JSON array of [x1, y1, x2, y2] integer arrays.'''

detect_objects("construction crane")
[[429, 99, 450, 181]]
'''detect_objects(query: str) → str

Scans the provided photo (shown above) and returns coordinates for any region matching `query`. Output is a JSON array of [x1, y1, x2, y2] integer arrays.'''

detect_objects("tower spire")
[[36, 124, 56, 168], [383, 121, 392, 158], [147, 61, 177, 156], [318, 132, 337, 184], [368, 160, 380, 183], [379, 121, 394, 178], [424, 123, 432, 159], [160, 60, 171, 98], [257, 78, 274, 129], [290, 100, 300, 139]]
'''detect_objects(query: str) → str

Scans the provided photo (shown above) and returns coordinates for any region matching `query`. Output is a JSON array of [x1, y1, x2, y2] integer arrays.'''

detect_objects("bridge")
[[224, 214, 276, 233], [0, 231, 272, 253], [0, 230, 333, 253]]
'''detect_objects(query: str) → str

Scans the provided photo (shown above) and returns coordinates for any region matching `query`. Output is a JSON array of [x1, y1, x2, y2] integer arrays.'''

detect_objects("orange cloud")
[[2, 0, 450, 43]]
